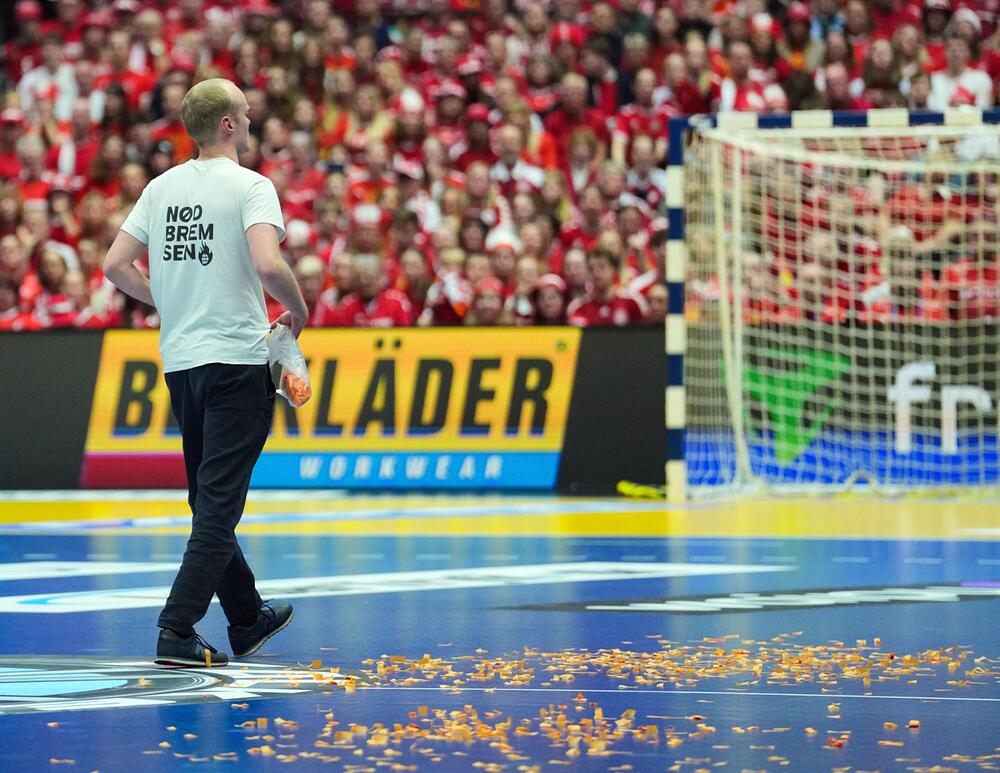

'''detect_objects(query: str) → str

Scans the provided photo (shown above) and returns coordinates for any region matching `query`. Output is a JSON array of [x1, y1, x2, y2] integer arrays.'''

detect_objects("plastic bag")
[[266, 324, 312, 407]]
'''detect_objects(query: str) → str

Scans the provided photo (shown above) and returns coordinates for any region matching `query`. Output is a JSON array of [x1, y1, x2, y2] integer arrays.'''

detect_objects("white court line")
[[359, 685, 1000, 703]]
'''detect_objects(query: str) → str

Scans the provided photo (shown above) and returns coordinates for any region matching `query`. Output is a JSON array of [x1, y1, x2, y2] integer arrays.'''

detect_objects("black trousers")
[[157, 363, 274, 635]]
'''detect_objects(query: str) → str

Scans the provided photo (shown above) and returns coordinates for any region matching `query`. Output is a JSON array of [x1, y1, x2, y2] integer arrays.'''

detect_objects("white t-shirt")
[[121, 157, 286, 373], [928, 68, 994, 112]]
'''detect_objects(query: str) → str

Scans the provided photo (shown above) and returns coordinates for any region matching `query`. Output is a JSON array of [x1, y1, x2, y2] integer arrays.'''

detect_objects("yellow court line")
[[5, 497, 998, 540]]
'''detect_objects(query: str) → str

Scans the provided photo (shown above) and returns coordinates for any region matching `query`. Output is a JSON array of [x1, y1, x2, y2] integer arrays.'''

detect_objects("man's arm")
[[104, 230, 154, 307], [247, 223, 308, 337]]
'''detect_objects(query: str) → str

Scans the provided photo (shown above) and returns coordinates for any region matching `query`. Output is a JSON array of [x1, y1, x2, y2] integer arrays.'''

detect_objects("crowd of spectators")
[[0, 0, 998, 331]]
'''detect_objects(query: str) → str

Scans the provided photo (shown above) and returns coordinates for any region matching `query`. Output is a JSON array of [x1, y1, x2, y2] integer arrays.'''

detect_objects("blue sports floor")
[[0, 491, 998, 771]]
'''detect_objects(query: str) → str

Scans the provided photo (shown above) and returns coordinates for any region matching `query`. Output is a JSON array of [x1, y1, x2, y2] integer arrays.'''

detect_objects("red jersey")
[[94, 69, 156, 111], [150, 118, 196, 165], [612, 103, 673, 142], [943, 259, 1000, 320], [544, 107, 610, 167], [567, 291, 646, 327], [329, 289, 413, 327], [0, 307, 40, 331]]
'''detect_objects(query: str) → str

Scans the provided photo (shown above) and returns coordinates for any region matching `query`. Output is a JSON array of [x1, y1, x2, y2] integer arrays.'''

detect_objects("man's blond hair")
[[181, 79, 238, 146]]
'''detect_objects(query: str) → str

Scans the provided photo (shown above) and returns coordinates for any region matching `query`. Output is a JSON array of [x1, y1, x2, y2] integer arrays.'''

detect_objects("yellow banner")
[[86, 329, 581, 453]]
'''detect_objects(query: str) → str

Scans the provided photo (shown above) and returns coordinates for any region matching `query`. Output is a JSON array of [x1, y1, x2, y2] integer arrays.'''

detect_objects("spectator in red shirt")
[[14, 134, 54, 204], [564, 127, 600, 204], [395, 247, 432, 322], [567, 249, 646, 327], [943, 220, 1000, 319], [580, 36, 621, 116], [453, 104, 496, 173], [683, 33, 722, 113], [150, 83, 196, 166], [719, 40, 768, 113], [0, 109, 27, 181], [0, 275, 40, 331], [328, 252, 412, 327], [544, 73, 611, 169], [491, 124, 546, 199], [94, 29, 155, 113], [470, 276, 507, 326], [823, 62, 872, 110], [611, 68, 670, 164], [45, 99, 100, 185], [844, 0, 874, 65], [923, 0, 952, 72]]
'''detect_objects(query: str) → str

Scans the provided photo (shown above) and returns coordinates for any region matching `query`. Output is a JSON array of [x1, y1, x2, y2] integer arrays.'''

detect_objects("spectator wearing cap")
[[490, 124, 546, 200], [485, 228, 520, 290], [929, 32, 994, 109], [549, 22, 586, 75], [923, 0, 955, 70], [0, 275, 40, 331], [0, 110, 27, 180], [18, 34, 78, 123], [544, 74, 611, 171], [80, 11, 113, 67], [949, 8, 1000, 86], [811, 0, 846, 41], [718, 41, 768, 113], [6, 1, 45, 83], [470, 276, 508, 326], [532, 273, 569, 325], [452, 104, 497, 173], [430, 80, 469, 150], [567, 249, 646, 327], [778, 3, 826, 77]]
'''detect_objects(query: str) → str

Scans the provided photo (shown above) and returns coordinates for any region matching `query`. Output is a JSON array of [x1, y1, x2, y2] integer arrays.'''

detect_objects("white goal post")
[[666, 109, 1000, 500]]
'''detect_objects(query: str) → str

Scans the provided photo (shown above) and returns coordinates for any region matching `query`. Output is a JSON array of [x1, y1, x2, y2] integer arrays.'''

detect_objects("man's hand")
[[272, 310, 306, 338]]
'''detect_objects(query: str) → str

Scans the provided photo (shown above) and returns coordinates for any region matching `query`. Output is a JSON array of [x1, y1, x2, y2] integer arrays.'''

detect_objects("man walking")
[[104, 78, 308, 667]]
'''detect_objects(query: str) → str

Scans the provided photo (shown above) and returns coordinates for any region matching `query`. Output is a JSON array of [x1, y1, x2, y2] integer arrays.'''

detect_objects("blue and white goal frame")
[[664, 108, 1000, 501]]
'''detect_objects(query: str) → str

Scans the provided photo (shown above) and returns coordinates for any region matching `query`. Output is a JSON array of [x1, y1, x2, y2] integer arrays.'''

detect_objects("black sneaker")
[[154, 629, 229, 667], [228, 600, 294, 658]]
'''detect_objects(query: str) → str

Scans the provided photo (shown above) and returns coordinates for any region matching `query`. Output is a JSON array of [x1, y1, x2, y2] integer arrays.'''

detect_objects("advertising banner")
[[686, 322, 1000, 488], [82, 328, 582, 489]]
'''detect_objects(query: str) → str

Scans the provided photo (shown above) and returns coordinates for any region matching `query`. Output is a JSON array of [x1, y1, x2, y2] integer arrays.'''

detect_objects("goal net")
[[677, 111, 1000, 496]]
